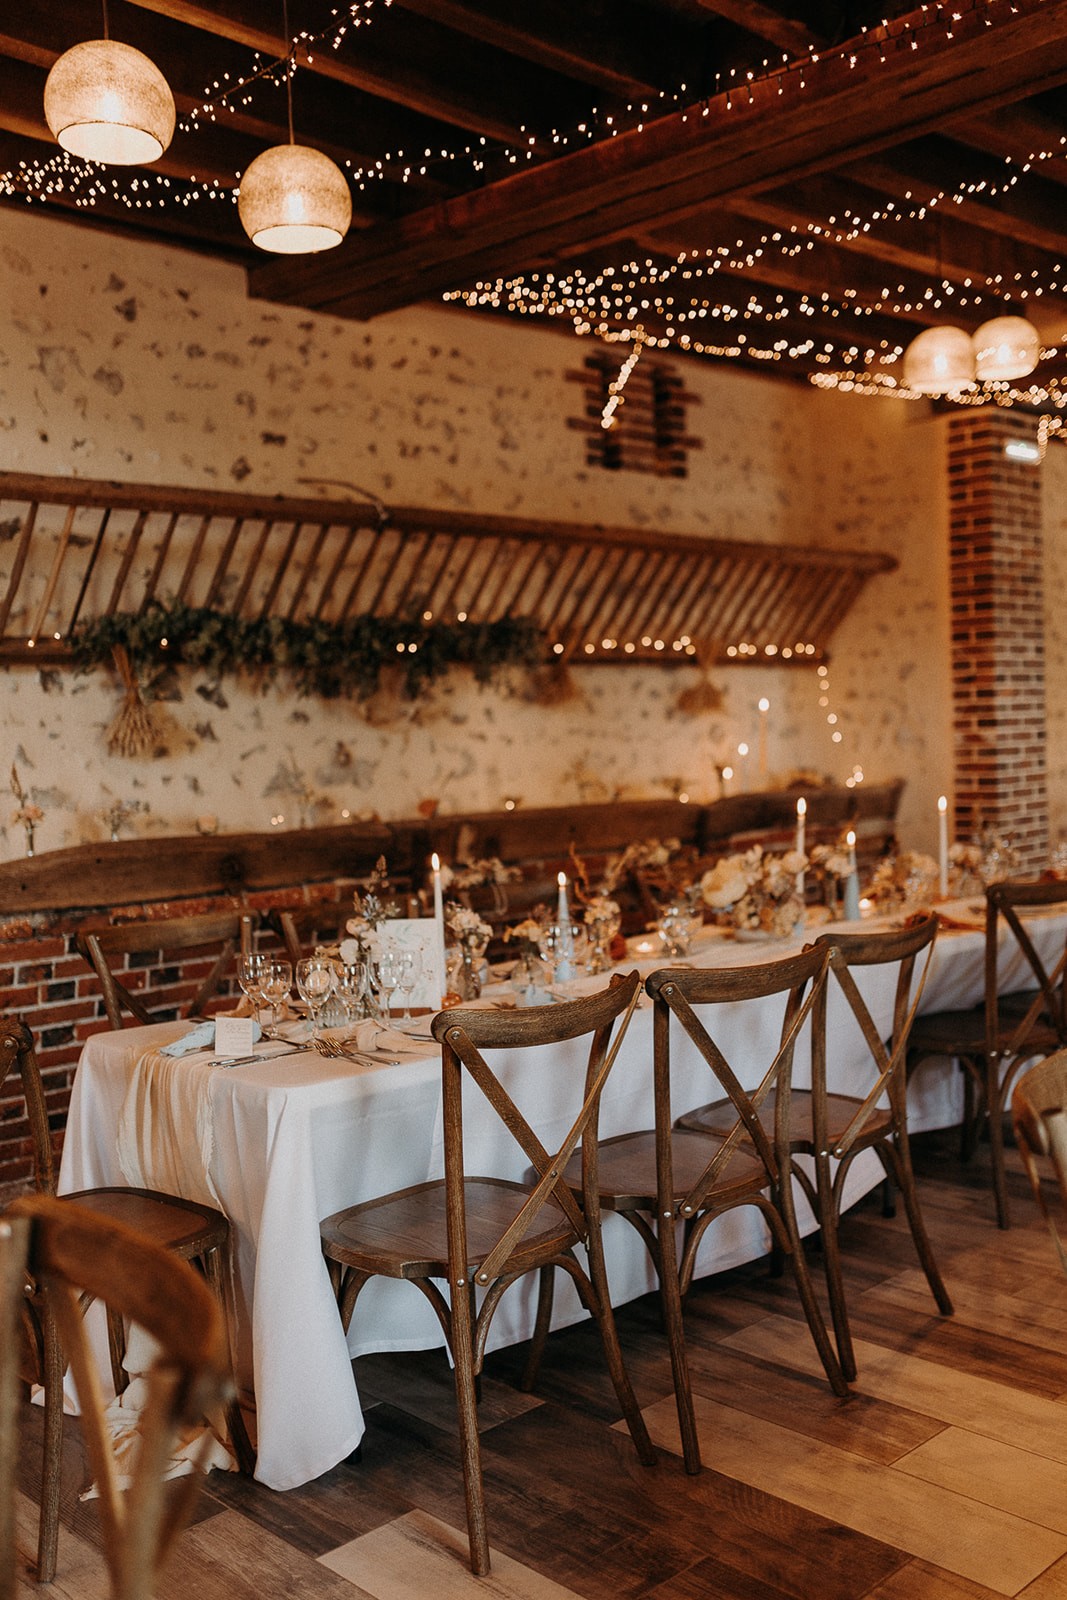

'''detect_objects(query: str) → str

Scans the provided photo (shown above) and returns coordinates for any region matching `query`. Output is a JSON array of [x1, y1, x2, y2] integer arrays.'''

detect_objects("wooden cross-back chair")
[[0, 1194, 232, 1600], [271, 896, 359, 969], [1012, 1050, 1067, 1274], [533, 945, 848, 1477], [679, 915, 951, 1381], [908, 880, 1067, 1228], [77, 910, 258, 1030], [0, 1018, 252, 1584], [319, 972, 656, 1576]]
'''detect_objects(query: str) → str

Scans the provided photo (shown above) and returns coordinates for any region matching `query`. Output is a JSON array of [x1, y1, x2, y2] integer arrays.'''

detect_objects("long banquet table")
[[58, 904, 1067, 1490]]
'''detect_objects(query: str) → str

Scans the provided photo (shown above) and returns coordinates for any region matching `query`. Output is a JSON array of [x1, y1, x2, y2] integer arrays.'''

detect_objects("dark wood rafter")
[[0, 0, 1066, 387], [0, 471, 895, 672], [248, 0, 1067, 320]]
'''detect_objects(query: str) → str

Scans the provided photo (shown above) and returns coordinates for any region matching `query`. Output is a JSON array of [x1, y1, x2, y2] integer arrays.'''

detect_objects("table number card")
[[378, 918, 446, 1011], [213, 1015, 256, 1058]]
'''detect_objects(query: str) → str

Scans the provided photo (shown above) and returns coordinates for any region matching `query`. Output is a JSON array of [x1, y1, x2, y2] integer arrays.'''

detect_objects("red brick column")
[[948, 410, 1048, 870]]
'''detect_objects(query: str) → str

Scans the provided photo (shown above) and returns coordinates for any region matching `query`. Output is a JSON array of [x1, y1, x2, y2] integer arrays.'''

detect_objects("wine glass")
[[395, 949, 422, 1019], [259, 957, 292, 1040], [335, 960, 369, 1025], [373, 949, 401, 1018], [296, 956, 335, 1041], [236, 951, 267, 1025]]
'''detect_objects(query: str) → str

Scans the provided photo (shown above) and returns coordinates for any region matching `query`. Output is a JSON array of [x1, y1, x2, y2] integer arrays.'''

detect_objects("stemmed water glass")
[[296, 956, 335, 1041], [335, 960, 369, 1025], [395, 949, 422, 1019], [259, 957, 292, 1040], [236, 951, 267, 1027], [373, 949, 401, 1018]]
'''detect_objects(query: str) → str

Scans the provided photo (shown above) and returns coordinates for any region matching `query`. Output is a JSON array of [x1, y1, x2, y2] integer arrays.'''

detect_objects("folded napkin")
[[342, 1019, 431, 1057], [159, 1019, 262, 1057]]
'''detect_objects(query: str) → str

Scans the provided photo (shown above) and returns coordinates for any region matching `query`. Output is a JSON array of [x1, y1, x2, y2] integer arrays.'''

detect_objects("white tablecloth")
[[58, 905, 1067, 1490]]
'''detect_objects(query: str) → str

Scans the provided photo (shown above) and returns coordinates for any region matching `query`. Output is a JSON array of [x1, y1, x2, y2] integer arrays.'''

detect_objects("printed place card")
[[213, 1015, 256, 1058]]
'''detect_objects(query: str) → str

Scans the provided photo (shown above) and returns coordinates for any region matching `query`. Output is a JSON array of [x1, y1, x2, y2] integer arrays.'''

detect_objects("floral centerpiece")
[[9, 764, 43, 857], [503, 916, 548, 998], [865, 850, 938, 913], [808, 838, 856, 913], [700, 844, 807, 939], [583, 894, 623, 973], [446, 902, 494, 1000], [342, 856, 400, 963]]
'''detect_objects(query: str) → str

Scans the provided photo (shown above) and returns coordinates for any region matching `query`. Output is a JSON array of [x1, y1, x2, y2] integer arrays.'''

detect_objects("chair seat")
[[321, 1177, 577, 1281], [909, 1007, 1062, 1057], [562, 1126, 767, 1212], [62, 1187, 229, 1260], [676, 1089, 893, 1152]]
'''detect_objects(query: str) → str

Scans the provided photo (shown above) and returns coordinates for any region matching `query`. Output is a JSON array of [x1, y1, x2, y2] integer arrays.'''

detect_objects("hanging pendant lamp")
[[44, 18, 174, 167], [902, 325, 976, 395], [238, 143, 352, 253], [237, 0, 351, 255], [973, 315, 1042, 382]]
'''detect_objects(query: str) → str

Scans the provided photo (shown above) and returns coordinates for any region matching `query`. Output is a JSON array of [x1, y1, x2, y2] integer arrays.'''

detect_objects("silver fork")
[[311, 1036, 403, 1066]]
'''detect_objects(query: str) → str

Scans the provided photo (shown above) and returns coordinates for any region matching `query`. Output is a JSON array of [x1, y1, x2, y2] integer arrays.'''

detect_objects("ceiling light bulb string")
[[3, 0, 1050, 238], [183, 0, 1024, 190]]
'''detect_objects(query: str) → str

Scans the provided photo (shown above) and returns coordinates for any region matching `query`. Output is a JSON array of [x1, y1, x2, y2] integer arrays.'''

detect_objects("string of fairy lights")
[[2, 0, 1065, 405]]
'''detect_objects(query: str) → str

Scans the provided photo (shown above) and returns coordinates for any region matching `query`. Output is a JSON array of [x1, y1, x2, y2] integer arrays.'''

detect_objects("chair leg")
[[773, 1182, 850, 1399], [987, 1061, 1011, 1230], [449, 1279, 490, 1576], [37, 1299, 63, 1584], [656, 1216, 702, 1474], [814, 1154, 857, 1384], [520, 1265, 554, 1393], [580, 1233, 657, 1471], [960, 1060, 981, 1163], [885, 1140, 953, 1315]]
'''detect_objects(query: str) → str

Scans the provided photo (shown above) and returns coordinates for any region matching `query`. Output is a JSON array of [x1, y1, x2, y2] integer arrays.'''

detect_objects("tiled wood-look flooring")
[[14, 1133, 1067, 1599]]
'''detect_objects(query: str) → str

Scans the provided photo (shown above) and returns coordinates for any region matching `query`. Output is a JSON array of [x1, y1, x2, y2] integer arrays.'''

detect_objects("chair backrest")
[[1012, 1050, 1067, 1272], [272, 896, 357, 969], [645, 944, 831, 1211], [429, 972, 642, 1288], [1, 1194, 231, 1600], [983, 880, 1067, 1050], [0, 1019, 55, 1195], [812, 912, 939, 1159], [77, 910, 257, 1029]]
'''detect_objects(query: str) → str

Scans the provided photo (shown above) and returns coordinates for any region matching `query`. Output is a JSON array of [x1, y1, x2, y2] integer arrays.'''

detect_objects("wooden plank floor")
[[13, 1131, 1067, 1599]]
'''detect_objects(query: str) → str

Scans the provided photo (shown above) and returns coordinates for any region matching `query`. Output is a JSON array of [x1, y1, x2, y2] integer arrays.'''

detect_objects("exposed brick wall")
[[0, 881, 343, 1197], [948, 410, 1048, 871]]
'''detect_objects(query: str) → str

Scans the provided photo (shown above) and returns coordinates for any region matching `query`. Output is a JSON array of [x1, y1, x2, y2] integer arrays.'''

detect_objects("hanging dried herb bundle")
[[525, 661, 581, 706], [675, 644, 724, 715], [106, 645, 158, 758]]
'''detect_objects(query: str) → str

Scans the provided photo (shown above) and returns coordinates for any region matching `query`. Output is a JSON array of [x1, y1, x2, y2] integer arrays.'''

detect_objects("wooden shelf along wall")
[[0, 472, 896, 670]]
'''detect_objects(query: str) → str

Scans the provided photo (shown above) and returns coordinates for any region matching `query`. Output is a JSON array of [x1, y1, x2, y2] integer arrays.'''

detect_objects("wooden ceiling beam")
[[392, 0, 702, 99], [0, 130, 253, 257], [686, 0, 821, 58], [723, 177, 1067, 314], [0, 0, 457, 204], [841, 141, 1067, 258], [248, 0, 1067, 320], [120, 0, 597, 144], [946, 101, 1067, 183]]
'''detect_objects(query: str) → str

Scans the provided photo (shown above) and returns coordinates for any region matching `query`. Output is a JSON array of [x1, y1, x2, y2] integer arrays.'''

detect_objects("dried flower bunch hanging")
[[9, 763, 43, 856], [106, 644, 159, 758]]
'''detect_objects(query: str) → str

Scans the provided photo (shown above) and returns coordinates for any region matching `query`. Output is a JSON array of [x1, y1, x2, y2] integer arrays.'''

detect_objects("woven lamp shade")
[[44, 39, 175, 165], [973, 315, 1042, 381], [238, 145, 352, 254], [902, 325, 976, 395]]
